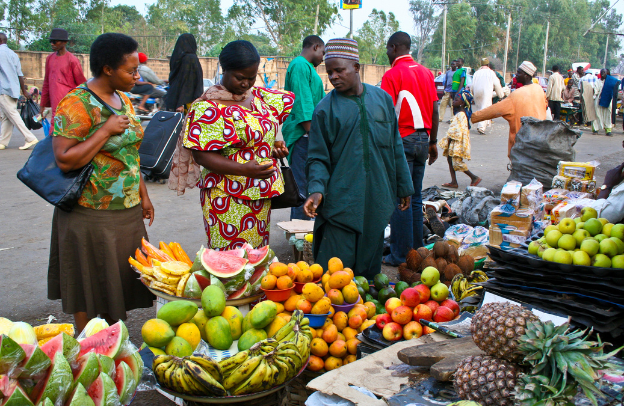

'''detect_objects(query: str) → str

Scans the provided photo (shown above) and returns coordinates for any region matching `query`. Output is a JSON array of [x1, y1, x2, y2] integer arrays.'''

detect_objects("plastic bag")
[[42, 117, 51, 136], [19, 99, 43, 130], [508, 117, 580, 187]]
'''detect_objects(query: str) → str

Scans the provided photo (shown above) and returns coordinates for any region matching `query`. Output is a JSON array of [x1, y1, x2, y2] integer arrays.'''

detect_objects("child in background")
[[439, 89, 481, 188]]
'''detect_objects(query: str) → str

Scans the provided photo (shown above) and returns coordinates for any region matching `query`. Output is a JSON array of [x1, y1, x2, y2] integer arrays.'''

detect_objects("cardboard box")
[[500, 181, 522, 207], [557, 161, 595, 180], [489, 225, 531, 248], [490, 205, 534, 231]]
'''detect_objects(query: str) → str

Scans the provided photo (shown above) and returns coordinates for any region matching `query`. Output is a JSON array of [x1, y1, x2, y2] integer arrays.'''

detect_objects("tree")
[[409, 0, 439, 63], [7, 0, 38, 45], [355, 9, 399, 65]]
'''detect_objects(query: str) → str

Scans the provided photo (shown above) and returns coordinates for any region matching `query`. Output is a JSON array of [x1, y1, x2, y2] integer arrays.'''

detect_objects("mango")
[[342, 284, 359, 304], [311, 297, 331, 314], [201, 285, 226, 317], [284, 295, 302, 312], [249, 301, 278, 329], [157, 300, 198, 327], [265, 316, 287, 338], [165, 336, 193, 357], [221, 306, 244, 340], [176, 323, 201, 350], [302, 283, 324, 303], [242, 312, 253, 333], [141, 319, 175, 348], [205, 316, 233, 350], [237, 329, 267, 351], [190, 310, 210, 342]]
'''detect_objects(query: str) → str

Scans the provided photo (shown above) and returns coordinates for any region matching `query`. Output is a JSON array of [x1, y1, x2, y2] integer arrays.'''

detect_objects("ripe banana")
[[219, 350, 249, 376], [183, 359, 227, 396], [153, 354, 173, 368], [273, 319, 296, 341], [231, 359, 268, 395], [154, 359, 174, 381], [173, 366, 189, 393], [163, 360, 178, 389], [222, 354, 263, 390], [186, 355, 223, 382], [272, 356, 291, 385]]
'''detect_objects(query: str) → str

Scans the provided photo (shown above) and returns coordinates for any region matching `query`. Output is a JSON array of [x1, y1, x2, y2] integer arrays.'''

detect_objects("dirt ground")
[[1, 115, 622, 405]]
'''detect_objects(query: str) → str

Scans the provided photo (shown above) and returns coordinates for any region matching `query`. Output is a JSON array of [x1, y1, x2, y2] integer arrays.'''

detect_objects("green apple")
[[583, 218, 603, 236], [572, 251, 591, 266], [611, 224, 624, 240], [581, 206, 598, 222], [599, 239, 618, 257], [595, 234, 608, 243], [545, 230, 563, 248], [610, 237, 624, 255], [430, 282, 449, 301], [572, 229, 590, 247], [528, 241, 540, 255], [543, 248, 557, 262], [591, 254, 611, 268], [580, 238, 600, 256], [553, 250, 573, 265], [537, 244, 549, 258], [557, 234, 576, 251], [612, 255, 624, 269], [597, 218, 609, 227], [558, 218, 576, 234], [574, 217, 582, 224], [602, 223, 614, 237], [577, 222, 585, 229], [543, 225, 558, 236], [421, 266, 440, 287]]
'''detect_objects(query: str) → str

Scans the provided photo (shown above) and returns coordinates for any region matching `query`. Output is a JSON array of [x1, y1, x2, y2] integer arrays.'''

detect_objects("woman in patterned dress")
[[183, 41, 293, 249], [438, 90, 481, 188]]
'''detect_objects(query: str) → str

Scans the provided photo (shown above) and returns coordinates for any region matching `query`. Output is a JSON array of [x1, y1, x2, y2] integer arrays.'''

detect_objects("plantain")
[[183, 359, 227, 396], [162, 360, 179, 390], [219, 350, 249, 377], [153, 354, 173, 368], [273, 319, 296, 341], [275, 354, 298, 380], [272, 356, 291, 385], [258, 359, 276, 392], [231, 359, 268, 395], [173, 365, 191, 394], [222, 354, 263, 390], [186, 355, 223, 382], [154, 359, 174, 382]]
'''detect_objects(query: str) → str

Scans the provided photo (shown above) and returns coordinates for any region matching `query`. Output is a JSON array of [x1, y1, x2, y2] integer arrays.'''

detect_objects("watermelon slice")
[[227, 282, 250, 299], [189, 246, 206, 273], [96, 354, 115, 379], [115, 352, 143, 386], [249, 265, 268, 285], [40, 332, 80, 365], [65, 383, 95, 406], [221, 248, 246, 258], [201, 248, 248, 278], [243, 245, 271, 266], [0, 381, 33, 406], [17, 344, 50, 379], [30, 352, 73, 405], [79, 321, 128, 359], [0, 335, 25, 374], [88, 372, 120, 406], [114, 361, 136, 404], [182, 274, 202, 299], [72, 352, 100, 393]]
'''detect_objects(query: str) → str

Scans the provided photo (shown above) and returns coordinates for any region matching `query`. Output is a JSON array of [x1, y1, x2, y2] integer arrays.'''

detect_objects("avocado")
[[373, 274, 389, 290], [354, 276, 370, 292], [370, 299, 379, 305], [357, 285, 366, 298], [375, 303, 387, 314], [365, 293, 374, 303], [411, 281, 423, 287], [394, 281, 409, 296], [369, 286, 379, 299], [378, 287, 397, 304]]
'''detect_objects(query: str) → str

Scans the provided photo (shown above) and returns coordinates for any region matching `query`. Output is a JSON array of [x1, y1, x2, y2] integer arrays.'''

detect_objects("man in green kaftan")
[[303, 38, 414, 279], [283, 35, 326, 220]]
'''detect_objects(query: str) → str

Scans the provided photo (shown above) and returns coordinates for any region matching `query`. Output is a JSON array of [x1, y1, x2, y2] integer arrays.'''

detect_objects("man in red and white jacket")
[[381, 31, 439, 265]]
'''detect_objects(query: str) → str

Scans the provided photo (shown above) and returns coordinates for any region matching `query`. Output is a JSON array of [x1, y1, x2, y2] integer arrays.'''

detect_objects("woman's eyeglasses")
[[118, 68, 140, 76]]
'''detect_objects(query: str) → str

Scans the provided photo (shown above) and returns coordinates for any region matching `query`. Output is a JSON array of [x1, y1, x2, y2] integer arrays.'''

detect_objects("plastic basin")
[[331, 302, 357, 313], [304, 312, 330, 328], [261, 286, 294, 302]]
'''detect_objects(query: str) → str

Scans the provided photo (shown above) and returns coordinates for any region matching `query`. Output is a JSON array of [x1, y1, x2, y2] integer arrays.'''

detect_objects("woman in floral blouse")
[[183, 40, 292, 249]]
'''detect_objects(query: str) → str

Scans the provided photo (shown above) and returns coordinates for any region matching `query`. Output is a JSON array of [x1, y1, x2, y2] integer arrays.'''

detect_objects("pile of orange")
[[260, 261, 323, 290]]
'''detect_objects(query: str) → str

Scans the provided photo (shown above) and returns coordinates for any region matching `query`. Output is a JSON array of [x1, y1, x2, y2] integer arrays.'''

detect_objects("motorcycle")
[[128, 84, 168, 119]]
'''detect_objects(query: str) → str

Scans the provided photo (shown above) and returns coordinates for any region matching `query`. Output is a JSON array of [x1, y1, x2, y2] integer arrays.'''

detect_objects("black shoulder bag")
[[271, 158, 306, 209], [17, 87, 118, 212]]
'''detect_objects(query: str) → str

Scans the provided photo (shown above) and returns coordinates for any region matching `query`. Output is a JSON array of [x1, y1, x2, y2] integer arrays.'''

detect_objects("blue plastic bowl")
[[304, 312, 330, 328]]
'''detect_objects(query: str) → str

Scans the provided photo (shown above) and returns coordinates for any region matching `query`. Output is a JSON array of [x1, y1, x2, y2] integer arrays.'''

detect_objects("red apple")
[[375, 313, 392, 330], [440, 299, 460, 318], [424, 300, 439, 314], [391, 305, 413, 325], [413, 284, 430, 303], [413, 304, 433, 322], [385, 297, 402, 315], [382, 322, 403, 341], [433, 306, 454, 323], [403, 321, 423, 340], [400, 287, 420, 307]]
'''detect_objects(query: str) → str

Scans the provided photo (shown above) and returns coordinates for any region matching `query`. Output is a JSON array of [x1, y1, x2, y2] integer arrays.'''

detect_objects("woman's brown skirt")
[[48, 205, 155, 321]]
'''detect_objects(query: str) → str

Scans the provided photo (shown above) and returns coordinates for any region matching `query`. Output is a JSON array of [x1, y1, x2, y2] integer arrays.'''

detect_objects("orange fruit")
[[276, 275, 294, 290], [275, 302, 285, 314], [325, 356, 343, 371], [284, 295, 302, 312], [310, 264, 323, 280], [329, 340, 347, 358], [342, 327, 358, 341], [348, 315, 363, 329], [276, 313, 292, 322], [344, 354, 357, 365], [260, 274, 277, 290], [328, 271, 350, 290], [327, 289, 345, 305], [346, 338, 360, 355], [296, 269, 314, 283], [309, 327, 316, 337], [307, 355, 324, 371], [333, 311, 348, 331], [327, 257, 343, 274], [310, 337, 329, 357], [269, 262, 288, 277], [295, 299, 312, 314]]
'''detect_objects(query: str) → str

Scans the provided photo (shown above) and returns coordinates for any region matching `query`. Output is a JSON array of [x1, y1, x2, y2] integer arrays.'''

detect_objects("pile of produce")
[[260, 261, 323, 291], [0, 320, 142, 406], [449, 271, 488, 313], [454, 302, 622, 405], [528, 210, 624, 268], [153, 310, 312, 396], [130, 239, 276, 299], [398, 241, 469, 285]]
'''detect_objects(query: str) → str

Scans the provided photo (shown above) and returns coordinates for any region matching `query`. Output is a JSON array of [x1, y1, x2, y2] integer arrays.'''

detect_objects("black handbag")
[[16, 86, 118, 212], [271, 158, 306, 210]]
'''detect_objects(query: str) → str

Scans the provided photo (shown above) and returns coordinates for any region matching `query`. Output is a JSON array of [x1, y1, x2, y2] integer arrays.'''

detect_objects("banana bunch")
[[153, 354, 226, 397], [451, 270, 488, 311]]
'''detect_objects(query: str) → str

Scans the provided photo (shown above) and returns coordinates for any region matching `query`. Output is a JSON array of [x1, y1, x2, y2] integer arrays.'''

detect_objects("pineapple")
[[453, 355, 519, 405], [470, 302, 539, 363]]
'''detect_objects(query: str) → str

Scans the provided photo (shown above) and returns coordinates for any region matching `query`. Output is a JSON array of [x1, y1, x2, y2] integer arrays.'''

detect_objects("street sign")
[[340, 0, 362, 10]]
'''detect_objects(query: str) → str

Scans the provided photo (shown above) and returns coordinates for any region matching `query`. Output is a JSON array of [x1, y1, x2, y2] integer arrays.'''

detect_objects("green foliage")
[[354, 8, 399, 65], [409, 0, 439, 63]]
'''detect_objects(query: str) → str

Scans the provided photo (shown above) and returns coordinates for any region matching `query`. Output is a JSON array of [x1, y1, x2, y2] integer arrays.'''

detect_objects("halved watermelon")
[[65, 383, 95, 406], [0, 335, 25, 374], [243, 245, 271, 266], [221, 248, 246, 258], [115, 352, 143, 386], [30, 352, 73, 405], [201, 248, 248, 278], [79, 321, 128, 359], [40, 332, 80, 365], [72, 352, 100, 392], [0, 381, 33, 406], [17, 343, 50, 379], [227, 282, 250, 299], [88, 372, 120, 406], [114, 361, 136, 404]]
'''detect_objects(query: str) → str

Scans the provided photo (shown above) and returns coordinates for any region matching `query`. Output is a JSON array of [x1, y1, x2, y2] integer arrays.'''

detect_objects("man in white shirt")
[[471, 57, 504, 134], [546, 65, 565, 120], [589, 141, 624, 223]]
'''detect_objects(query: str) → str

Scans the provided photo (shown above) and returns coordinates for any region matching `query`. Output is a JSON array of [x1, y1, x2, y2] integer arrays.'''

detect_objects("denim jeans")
[[289, 136, 311, 220], [385, 131, 429, 265]]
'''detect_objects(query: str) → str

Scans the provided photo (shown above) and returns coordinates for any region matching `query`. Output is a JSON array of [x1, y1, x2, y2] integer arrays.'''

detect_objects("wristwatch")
[[600, 184, 611, 191]]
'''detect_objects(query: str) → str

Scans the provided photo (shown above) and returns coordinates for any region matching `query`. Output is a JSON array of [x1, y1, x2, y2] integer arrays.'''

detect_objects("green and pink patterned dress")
[[183, 87, 293, 249]]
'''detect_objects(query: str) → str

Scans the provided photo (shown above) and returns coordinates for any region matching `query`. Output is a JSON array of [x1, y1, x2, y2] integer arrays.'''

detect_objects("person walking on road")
[[380, 31, 439, 265], [0, 33, 39, 150], [472, 58, 504, 134], [451, 57, 467, 97], [165, 33, 203, 113], [303, 38, 414, 279], [40, 28, 87, 126], [546, 65, 565, 120], [439, 60, 456, 123], [592, 68, 618, 136], [282, 35, 326, 220]]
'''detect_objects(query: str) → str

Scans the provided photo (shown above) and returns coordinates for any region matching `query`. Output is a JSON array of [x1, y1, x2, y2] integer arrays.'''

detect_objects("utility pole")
[[441, 4, 447, 73], [503, 12, 511, 80], [542, 20, 550, 76], [603, 34, 609, 67], [349, 9, 353, 38], [314, 3, 320, 35], [515, 17, 522, 70]]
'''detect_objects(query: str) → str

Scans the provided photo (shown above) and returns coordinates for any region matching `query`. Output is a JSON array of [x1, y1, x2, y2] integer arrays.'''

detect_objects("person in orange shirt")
[[471, 61, 547, 157]]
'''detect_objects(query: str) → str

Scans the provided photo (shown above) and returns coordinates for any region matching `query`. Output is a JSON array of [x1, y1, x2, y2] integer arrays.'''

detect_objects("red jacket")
[[381, 55, 438, 137]]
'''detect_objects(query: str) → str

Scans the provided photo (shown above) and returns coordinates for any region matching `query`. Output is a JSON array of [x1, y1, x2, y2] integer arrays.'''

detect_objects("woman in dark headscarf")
[[165, 33, 203, 112]]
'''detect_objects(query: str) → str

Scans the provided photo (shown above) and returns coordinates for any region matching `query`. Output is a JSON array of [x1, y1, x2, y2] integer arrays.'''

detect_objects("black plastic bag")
[[19, 99, 42, 130]]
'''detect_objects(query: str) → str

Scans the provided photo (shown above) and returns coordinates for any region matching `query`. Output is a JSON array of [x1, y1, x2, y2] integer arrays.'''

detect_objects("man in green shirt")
[[283, 35, 326, 220], [303, 38, 414, 279], [451, 57, 466, 97]]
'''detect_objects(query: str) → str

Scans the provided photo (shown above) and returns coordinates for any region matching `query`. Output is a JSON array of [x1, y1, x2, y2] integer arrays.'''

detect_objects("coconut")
[[443, 263, 462, 282], [419, 256, 437, 272], [446, 244, 459, 264], [416, 247, 430, 260], [405, 249, 422, 271], [432, 241, 449, 259], [435, 258, 448, 275], [457, 255, 475, 277]]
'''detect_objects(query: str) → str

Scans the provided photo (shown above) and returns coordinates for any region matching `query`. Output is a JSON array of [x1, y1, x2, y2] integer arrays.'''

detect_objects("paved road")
[[0, 117, 622, 405]]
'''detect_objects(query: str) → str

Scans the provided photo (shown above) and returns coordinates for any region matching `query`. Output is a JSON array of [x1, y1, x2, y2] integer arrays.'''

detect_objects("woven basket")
[[303, 241, 314, 265], [281, 371, 319, 406]]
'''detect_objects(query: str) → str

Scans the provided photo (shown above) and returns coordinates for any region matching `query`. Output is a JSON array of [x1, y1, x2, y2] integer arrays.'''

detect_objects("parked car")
[[203, 78, 215, 92]]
